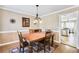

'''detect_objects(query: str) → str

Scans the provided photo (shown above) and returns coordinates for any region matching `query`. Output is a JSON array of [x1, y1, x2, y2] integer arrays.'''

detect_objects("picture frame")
[[22, 17, 30, 27]]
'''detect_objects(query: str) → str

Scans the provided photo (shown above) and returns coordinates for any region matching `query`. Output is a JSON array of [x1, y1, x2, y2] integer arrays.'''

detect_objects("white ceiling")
[[0, 5, 74, 16]]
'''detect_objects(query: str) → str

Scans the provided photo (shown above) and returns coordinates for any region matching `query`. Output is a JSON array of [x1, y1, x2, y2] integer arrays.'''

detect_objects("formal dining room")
[[0, 5, 79, 53]]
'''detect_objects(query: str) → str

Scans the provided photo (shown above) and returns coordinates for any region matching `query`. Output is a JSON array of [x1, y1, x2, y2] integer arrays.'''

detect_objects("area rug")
[[10, 46, 54, 53]]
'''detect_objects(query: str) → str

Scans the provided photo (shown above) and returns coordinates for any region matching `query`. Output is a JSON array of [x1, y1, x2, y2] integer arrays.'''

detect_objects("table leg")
[[51, 35, 54, 47], [29, 42, 33, 53]]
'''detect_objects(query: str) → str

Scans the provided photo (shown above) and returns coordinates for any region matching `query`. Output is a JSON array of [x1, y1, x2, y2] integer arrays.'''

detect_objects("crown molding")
[[41, 6, 79, 17], [0, 6, 35, 17], [0, 6, 79, 17]]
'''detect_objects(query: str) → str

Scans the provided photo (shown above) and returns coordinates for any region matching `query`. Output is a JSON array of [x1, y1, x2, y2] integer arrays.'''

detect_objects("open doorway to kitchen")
[[60, 11, 78, 48]]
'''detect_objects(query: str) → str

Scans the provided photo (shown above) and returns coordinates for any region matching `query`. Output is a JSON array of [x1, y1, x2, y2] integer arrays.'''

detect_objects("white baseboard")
[[54, 40, 60, 43], [76, 47, 79, 49], [0, 40, 19, 46]]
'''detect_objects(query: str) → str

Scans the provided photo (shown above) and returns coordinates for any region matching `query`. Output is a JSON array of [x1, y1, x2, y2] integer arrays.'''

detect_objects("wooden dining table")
[[23, 32, 54, 43], [23, 32, 54, 52]]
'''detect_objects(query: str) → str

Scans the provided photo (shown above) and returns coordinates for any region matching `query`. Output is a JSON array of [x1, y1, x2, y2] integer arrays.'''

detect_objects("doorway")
[[60, 12, 78, 47]]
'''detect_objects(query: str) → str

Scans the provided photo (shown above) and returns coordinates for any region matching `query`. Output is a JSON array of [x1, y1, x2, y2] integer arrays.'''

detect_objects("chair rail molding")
[[0, 30, 28, 34]]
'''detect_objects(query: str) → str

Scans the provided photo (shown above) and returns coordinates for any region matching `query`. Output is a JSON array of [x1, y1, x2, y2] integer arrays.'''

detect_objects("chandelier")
[[33, 5, 42, 24]]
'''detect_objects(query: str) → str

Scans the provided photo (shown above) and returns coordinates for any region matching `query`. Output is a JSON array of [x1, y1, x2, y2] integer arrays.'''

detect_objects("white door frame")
[[59, 11, 79, 48]]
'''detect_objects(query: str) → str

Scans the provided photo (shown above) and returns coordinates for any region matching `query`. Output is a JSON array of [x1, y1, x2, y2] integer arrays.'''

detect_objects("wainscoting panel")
[[0, 32, 19, 44]]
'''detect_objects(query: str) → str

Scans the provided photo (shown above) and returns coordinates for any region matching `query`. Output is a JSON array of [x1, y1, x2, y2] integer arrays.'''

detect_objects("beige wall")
[[0, 7, 78, 32], [0, 9, 36, 32], [0, 9, 36, 44], [0, 32, 18, 44], [40, 7, 79, 31], [40, 7, 79, 42], [40, 14, 59, 31], [0, 7, 79, 44]]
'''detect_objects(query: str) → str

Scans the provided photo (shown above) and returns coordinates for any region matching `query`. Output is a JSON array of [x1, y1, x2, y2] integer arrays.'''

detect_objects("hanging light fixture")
[[33, 5, 42, 24]]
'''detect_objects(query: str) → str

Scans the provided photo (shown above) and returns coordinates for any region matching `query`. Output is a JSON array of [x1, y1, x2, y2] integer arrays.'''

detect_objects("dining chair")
[[29, 29, 42, 33], [34, 29, 42, 32], [44, 30, 52, 53], [17, 31, 30, 53]]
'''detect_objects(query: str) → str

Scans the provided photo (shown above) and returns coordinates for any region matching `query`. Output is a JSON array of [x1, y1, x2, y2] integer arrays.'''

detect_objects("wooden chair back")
[[45, 31, 52, 39], [29, 29, 42, 33], [17, 31, 24, 47]]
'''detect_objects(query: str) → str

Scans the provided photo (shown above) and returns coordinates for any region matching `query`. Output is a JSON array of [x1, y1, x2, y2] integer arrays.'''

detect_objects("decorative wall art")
[[22, 17, 30, 27]]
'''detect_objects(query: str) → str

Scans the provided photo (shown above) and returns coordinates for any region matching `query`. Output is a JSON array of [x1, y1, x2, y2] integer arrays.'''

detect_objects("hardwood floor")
[[61, 33, 76, 47], [53, 43, 78, 53], [0, 42, 19, 53], [0, 42, 79, 53]]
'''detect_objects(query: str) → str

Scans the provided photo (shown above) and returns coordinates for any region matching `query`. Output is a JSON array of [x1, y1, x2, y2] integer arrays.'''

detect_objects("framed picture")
[[22, 17, 30, 27]]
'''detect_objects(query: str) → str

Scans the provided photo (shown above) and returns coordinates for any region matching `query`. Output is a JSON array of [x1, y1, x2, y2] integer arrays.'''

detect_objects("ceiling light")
[[33, 5, 42, 24]]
